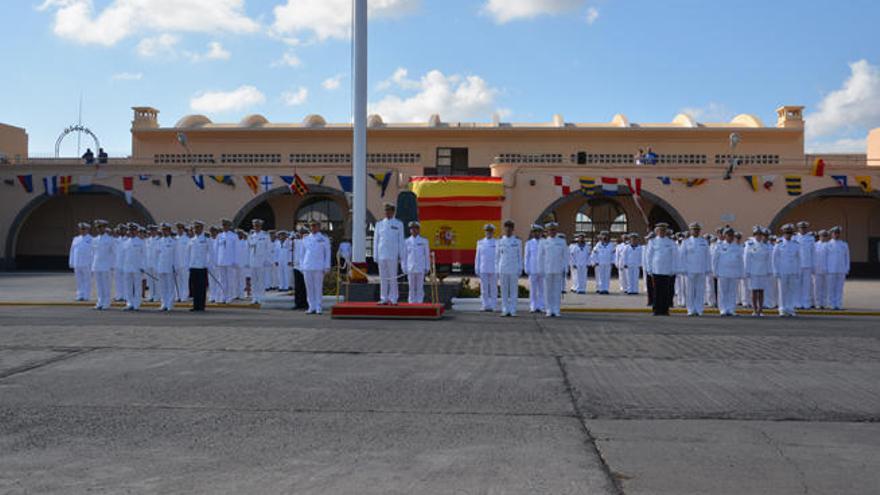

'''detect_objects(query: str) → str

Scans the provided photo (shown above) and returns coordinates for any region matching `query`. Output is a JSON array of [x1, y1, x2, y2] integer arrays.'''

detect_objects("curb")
[[0, 301, 261, 309]]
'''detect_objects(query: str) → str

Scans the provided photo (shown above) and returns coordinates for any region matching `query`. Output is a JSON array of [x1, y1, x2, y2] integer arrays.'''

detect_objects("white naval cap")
[[78, 222, 91, 228], [483, 223, 496, 231], [409, 221, 421, 228]]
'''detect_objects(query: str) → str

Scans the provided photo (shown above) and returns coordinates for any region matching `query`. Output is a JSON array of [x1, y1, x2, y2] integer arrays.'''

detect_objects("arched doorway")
[[6, 186, 154, 270], [770, 187, 880, 277], [573, 198, 629, 245]]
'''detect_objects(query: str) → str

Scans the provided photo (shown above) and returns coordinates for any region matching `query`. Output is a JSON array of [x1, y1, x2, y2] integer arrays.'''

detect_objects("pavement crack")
[[751, 426, 810, 494], [0, 348, 94, 381]]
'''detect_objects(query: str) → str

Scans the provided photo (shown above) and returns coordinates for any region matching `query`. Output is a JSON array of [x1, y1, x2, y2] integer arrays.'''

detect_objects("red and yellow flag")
[[243, 176, 260, 195], [811, 158, 826, 177], [410, 176, 503, 264], [58, 175, 72, 194]]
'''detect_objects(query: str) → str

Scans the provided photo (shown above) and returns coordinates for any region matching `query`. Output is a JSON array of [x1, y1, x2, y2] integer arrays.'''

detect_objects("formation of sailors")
[[68, 217, 333, 313]]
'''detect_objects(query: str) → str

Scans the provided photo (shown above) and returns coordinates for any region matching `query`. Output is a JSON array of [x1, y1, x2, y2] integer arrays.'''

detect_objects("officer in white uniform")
[[122, 224, 146, 311], [615, 234, 630, 293], [537, 222, 567, 317], [155, 223, 178, 311], [113, 224, 127, 302], [712, 227, 744, 316], [373, 203, 406, 305], [174, 222, 190, 301], [215, 219, 238, 304], [403, 221, 431, 304], [772, 224, 801, 317], [69, 222, 94, 301], [622, 234, 644, 295], [275, 231, 293, 292], [743, 226, 772, 316], [301, 220, 332, 314], [813, 230, 830, 308], [145, 225, 160, 302], [248, 219, 273, 305], [679, 222, 711, 316], [524, 225, 545, 313], [591, 232, 616, 294], [794, 221, 816, 309], [569, 235, 590, 294], [645, 223, 678, 316], [235, 229, 250, 299], [475, 224, 498, 312], [496, 220, 523, 317], [825, 226, 850, 310], [90, 220, 115, 310]]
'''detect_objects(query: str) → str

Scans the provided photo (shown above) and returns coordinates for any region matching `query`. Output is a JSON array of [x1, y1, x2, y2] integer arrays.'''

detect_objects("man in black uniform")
[[188, 221, 210, 312]]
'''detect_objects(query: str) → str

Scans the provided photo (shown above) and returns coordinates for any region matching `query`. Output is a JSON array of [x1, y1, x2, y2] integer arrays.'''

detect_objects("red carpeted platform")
[[331, 302, 445, 320]]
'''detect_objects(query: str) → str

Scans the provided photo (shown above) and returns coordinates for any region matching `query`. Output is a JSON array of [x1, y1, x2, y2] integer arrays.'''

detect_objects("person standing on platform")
[[90, 220, 115, 310], [187, 221, 210, 312], [122, 224, 146, 311], [524, 225, 545, 314], [813, 230, 830, 309], [373, 203, 406, 305], [794, 221, 816, 309], [591, 232, 615, 294], [174, 222, 190, 302], [475, 224, 498, 312], [215, 219, 238, 304], [292, 227, 309, 310], [622, 234, 644, 295], [645, 223, 677, 316], [248, 219, 273, 305], [744, 226, 772, 316], [403, 221, 431, 304], [569, 234, 590, 294], [537, 222, 567, 318], [772, 224, 801, 317], [680, 223, 711, 316], [156, 223, 178, 311], [712, 227, 744, 316], [825, 226, 850, 310], [496, 220, 523, 317], [301, 220, 331, 314], [69, 222, 94, 301]]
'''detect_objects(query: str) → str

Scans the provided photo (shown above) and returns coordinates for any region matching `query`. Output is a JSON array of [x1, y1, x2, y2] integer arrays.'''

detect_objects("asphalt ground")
[[0, 306, 878, 494]]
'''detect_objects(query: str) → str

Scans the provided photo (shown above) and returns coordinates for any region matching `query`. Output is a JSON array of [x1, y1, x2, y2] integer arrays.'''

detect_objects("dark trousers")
[[646, 274, 655, 306], [293, 269, 307, 309], [652, 275, 674, 315], [190, 268, 208, 311]]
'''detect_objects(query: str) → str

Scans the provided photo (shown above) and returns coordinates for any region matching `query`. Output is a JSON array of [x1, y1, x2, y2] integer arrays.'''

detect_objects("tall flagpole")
[[352, 0, 368, 265]]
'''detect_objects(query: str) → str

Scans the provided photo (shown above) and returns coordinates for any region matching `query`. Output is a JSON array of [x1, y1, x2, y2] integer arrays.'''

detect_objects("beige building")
[[2, 105, 879, 274]]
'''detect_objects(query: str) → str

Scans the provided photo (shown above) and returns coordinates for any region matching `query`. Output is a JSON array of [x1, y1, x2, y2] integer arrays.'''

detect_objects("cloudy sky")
[[3, 0, 880, 155]]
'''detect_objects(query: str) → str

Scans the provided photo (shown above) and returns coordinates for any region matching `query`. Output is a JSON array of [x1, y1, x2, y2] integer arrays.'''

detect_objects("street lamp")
[[723, 132, 741, 180]]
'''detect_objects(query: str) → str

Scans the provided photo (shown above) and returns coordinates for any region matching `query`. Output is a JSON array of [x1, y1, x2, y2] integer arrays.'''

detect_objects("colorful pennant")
[[165, 174, 173, 187], [744, 175, 759, 192], [243, 176, 260, 195], [210, 175, 235, 187], [657, 176, 671, 185], [855, 176, 873, 193], [17, 175, 33, 193], [58, 175, 72, 194], [624, 177, 642, 197], [192, 175, 205, 190], [369, 172, 392, 197], [283, 174, 309, 196], [674, 178, 708, 188], [260, 175, 273, 192], [580, 177, 599, 196], [310, 175, 325, 185], [122, 176, 133, 205], [601, 177, 619, 196], [762, 175, 776, 191], [553, 176, 571, 196], [831, 175, 848, 189], [784, 175, 802, 196], [811, 158, 826, 177], [42, 176, 58, 196], [337, 175, 353, 193]]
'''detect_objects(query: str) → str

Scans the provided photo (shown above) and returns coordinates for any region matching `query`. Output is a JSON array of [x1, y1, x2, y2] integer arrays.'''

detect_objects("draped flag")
[[243, 176, 260, 195], [282, 174, 309, 196], [369, 172, 392, 197], [855, 176, 873, 193], [310, 175, 325, 185], [601, 177, 619, 196], [165, 174, 173, 187], [337, 175, 353, 193], [831, 175, 848, 189], [260, 175, 273, 192], [17, 175, 33, 193], [657, 176, 671, 186], [580, 177, 600, 196], [210, 175, 235, 187], [624, 178, 642, 197], [785, 175, 802, 196], [674, 178, 708, 188], [192, 175, 205, 190], [410, 176, 504, 265], [42, 176, 58, 196], [122, 176, 133, 205], [78, 175, 93, 192], [553, 176, 571, 196], [138, 175, 151, 181], [744, 175, 759, 192], [762, 175, 776, 191], [58, 175, 72, 194], [811, 158, 826, 177]]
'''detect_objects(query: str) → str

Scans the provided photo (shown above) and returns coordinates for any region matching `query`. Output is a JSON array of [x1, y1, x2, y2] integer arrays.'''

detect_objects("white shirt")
[[622, 244, 643, 268], [591, 242, 616, 266], [338, 241, 352, 261], [712, 241, 744, 278], [68, 234, 93, 269], [645, 237, 677, 276], [569, 243, 591, 268], [188, 234, 210, 269], [122, 237, 146, 272], [794, 233, 815, 269], [91, 233, 116, 272], [235, 237, 249, 268], [373, 218, 406, 261], [537, 236, 568, 274], [475, 237, 497, 275], [772, 238, 801, 275], [175, 234, 190, 271], [215, 230, 237, 267], [114, 236, 126, 271], [813, 241, 828, 274], [403, 235, 431, 274], [743, 239, 772, 277], [679, 236, 711, 274], [248, 231, 273, 267], [524, 238, 542, 275], [301, 232, 331, 271], [155, 236, 177, 274], [293, 237, 305, 269], [825, 239, 850, 274], [496, 235, 523, 275], [276, 239, 293, 265]]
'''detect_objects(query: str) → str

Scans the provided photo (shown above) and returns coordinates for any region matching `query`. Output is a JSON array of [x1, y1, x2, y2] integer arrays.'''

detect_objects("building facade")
[[2, 106, 880, 274]]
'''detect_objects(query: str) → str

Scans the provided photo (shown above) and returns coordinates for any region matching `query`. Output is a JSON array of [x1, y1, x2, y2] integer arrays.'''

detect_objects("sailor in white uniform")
[[569, 234, 590, 294], [155, 223, 178, 311], [793, 221, 816, 309], [615, 234, 630, 293], [402, 221, 431, 304], [825, 226, 850, 310], [772, 224, 801, 317], [122, 224, 146, 311], [215, 219, 238, 303], [679, 222, 711, 316], [591, 232, 616, 294], [622, 234, 644, 295], [712, 227, 744, 316], [537, 222, 567, 317], [174, 222, 190, 301], [69, 222, 94, 301], [300, 220, 332, 314], [373, 203, 406, 305], [90, 220, 115, 310], [275, 230, 293, 292], [475, 224, 499, 311], [113, 224, 127, 302], [743, 226, 772, 316], [524, 225, 545, 313], [248, 219, 274, 305], [813, 230, 830, 308], [496, 220, 523, 317]]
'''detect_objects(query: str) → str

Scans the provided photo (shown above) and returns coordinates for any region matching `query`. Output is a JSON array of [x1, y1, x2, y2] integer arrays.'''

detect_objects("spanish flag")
[[785, 175, 802, 196], [59, 175, 73, 195], [410, 176, 503, 264], [811, 158, 826, 177], [855, 176, 873, 193]]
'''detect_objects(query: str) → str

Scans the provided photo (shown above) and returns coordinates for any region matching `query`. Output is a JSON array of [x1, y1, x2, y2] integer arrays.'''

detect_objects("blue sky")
[[2, 0, 879, 156]]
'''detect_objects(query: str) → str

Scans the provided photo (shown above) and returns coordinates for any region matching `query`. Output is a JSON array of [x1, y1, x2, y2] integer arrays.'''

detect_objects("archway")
[[6, 186, 154, 270], [770, 186, 880, 277]]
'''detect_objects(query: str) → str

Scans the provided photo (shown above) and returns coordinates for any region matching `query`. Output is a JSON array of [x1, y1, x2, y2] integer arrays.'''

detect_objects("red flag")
[[553, 176, 571, 196], [289, 174, 309, 196], [625, 178, 642, 197], [122, 176, 133, 205]]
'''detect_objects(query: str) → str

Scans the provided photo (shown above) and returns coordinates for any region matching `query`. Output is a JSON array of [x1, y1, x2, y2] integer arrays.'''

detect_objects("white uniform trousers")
[[625, 267, 641, 294], [378, 259, 400, 304], [479, 273, 498, 311], [618, 266, 628, 293], [303, 269, 324, 313], [674, 275, 686, 307], [777, 274, 799, 315], [270, 264, 279, 289], [217, 265, 236, 303], [114, 269, 126, 301], [717, 277, 739, 315], [74, 267, 91, 300], [176, 268, 189, 301], [705, 276, 717, 307], [407, 272, 425, 304], [278, 264, 291, 290], [827, 273, 845, 309], [595, 264, 612, 292], [813, 274, 828, 308], [158, 273, 176, 310], [146, 271, 157, 301], [543, 273, 563, 316], [251, 267, 269, 304], [571, 266, 588, 292], [239, 267, 250, 299], [765, 276, 778, 309], [798, 268, 814, 308], [499, 274, 519, 316], [738, 279, 749, 307], [685, 273, 707, 315], [528, 274, 545, 312], [93, 271, 112, 309], [123, 271, 142, 309]]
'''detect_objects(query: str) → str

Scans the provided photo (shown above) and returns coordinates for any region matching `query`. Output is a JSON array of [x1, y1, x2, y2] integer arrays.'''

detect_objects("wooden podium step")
[[331, 302, 445, 320]]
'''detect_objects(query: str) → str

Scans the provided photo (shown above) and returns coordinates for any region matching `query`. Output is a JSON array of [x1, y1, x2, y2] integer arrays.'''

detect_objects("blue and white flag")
[[192, 175, 205, 190], [260, 175, 273, 192], [42, 176, 58, 196]]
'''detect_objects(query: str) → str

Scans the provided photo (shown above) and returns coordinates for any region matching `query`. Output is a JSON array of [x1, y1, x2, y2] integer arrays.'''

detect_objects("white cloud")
[[190, 85, 265, 114], [585, 6, 599, 24], [185, 41, 231, 62], [322, 75, 343, 91], [482, 0, 586, 23], [272, 0, 419, 42], [806, 60, 880, 140], [272, 51, 302, 67], [136, 33, 179, 57], [679, 102, 733, 123], [111, 72, 143, 81], [282, 87, 309, 106], [38, 0, 258, 46], [806, 137, 867, 154], [370, 68, 505, 123]]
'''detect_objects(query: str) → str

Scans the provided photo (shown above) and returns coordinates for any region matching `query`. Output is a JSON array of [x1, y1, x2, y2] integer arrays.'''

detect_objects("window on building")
[[573, 199, 628, 244], [436, 148, 468, 175], [295, 197, 344, 234]]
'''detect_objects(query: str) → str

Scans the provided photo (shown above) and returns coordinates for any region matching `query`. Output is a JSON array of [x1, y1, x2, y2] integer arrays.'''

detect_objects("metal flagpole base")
[[350, 262, 369, 283]]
